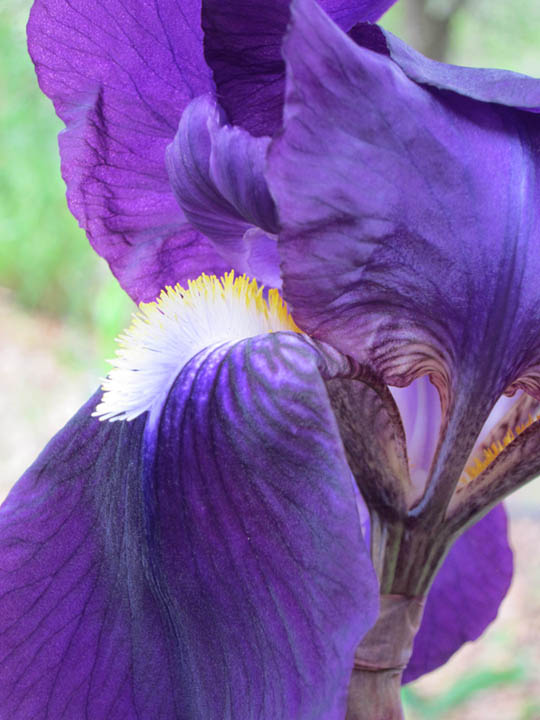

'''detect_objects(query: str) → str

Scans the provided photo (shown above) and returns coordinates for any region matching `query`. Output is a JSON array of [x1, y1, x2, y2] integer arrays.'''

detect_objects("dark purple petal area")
[[0, 333, 378, 719], [268, 0, 540, 416], [404, 505, 513, 683], [0, 395, 163, 719], [166, 95, 281, 287], [202, 0, 398, 136], [27, 0, 230, 302]]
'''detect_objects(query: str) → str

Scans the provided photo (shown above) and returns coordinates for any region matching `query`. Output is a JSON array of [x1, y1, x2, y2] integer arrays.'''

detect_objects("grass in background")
[[0, 0, 133, 371]]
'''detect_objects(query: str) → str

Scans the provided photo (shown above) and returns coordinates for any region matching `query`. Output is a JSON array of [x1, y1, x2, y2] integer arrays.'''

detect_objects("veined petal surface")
[[268, 0, 540, 412], [27, 0, 229, 302], [326, 376, 412, 515], [448, 394, 540, 525], [202, 0, 398, 137], [0, 332, 378, 719]]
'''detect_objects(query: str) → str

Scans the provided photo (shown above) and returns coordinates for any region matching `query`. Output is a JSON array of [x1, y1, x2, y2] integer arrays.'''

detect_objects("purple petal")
[[202, 0, 398, 137], [268, 0, 540, 412], [0, 333, 378, 719], [0, 396, 167, 718], [466, 391, 538, 478], [391, 376, 441, 495], [166, 95, 281, 287], [352, 25, 540, 111], [403, 504, 513, 683], [27, 0, 229, 302]]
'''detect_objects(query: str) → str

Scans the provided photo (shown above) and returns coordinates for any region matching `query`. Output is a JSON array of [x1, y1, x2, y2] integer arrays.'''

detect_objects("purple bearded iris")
[[3, 0, 540, 716]]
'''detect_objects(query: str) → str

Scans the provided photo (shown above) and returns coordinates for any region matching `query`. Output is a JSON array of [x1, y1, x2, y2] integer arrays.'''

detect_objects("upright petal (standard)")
[[269, 0, 540, 418], [27, 0, 228, 302]]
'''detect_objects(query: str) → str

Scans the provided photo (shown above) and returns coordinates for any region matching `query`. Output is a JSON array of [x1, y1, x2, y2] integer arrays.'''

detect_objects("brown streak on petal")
[[478, 392, 540, 459], [447, 416, 540, 530], [326, 376, 412, 518]]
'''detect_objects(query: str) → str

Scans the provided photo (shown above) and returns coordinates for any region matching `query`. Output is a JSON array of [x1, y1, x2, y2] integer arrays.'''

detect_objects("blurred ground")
[[2, 289, 540, 719], [0, 289, 97, 488]]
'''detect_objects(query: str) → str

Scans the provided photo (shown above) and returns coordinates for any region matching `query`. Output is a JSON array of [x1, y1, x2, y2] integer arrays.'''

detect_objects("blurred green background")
[[0, 0, 134, 370], [2, 0, 540, 717]]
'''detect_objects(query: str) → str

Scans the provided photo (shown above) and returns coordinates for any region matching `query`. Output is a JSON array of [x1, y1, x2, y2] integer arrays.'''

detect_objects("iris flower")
[[1, 0, 539, 717]]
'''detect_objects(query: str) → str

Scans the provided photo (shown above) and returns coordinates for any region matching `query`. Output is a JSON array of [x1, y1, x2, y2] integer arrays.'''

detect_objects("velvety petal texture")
[[202, 0, 398, 137], [269, 0, 540, 418], [27, 0, 229, 302], [0, 332, 378, 719], [404, 505, 513, 683], [166, 95, 281, 287]]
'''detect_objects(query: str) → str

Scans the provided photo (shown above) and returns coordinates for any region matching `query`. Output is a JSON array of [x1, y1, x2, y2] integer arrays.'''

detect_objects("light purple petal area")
[[391, 376, 441, 496], [202, 0, 398, 137], [268, 0, 540, 411], [0, 333, 378, 719], [166, 95, 281, 287], [404, 504, 513, 683], [351, 24, 540, 111], [27, 0, 230, 302]]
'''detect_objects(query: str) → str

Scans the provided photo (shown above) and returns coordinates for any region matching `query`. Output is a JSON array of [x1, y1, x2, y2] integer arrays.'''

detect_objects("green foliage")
[[402, 664, 524, 718], [383, 0, 540, 76], [451, 0, 540, 76]]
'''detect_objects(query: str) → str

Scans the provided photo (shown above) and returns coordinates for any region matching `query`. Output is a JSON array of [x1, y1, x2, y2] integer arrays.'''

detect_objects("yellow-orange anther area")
[[94, 272, 301, 422], [462, 413, 540, 482]]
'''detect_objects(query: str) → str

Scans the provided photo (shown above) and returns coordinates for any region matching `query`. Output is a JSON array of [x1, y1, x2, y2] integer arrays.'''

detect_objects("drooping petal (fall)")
[[202, 0, 399, 137], [166, 95, 281, 288], [27, 0, 229, 302], [403, 504, 513, 683], [0, 332, 378, 719], [268, 0, 540, 418]]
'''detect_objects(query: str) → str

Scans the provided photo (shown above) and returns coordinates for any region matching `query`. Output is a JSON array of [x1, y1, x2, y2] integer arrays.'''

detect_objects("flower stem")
[[346, 595, 425, 720], [346, 668, 404, 720]]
